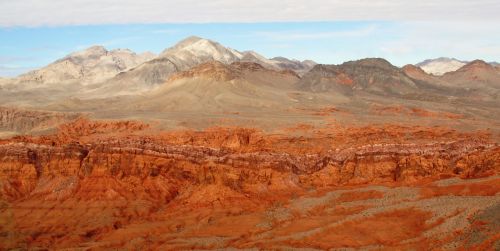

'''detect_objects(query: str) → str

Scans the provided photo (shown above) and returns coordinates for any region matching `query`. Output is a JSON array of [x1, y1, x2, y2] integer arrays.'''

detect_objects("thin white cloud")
[[377, 21, 500, 64], [253, 25, 378, 40], [151, 29, 179, 35], [0, 0, 498, 27], [0, 65, 35, 77], [0, 56, 37, 64], [0, 56, 41, 76], [73, 36, 144, 51]]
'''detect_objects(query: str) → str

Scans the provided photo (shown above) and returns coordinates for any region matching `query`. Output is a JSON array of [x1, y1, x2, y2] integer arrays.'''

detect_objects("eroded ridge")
[[0, 120, 499, 249]]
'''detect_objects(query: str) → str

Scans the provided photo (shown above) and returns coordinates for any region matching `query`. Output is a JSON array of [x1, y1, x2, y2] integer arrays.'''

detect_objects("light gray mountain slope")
[[160, 36, 244, 66], [416, 57, 467, 76], [16, 46, 156, 85], [240, 51, 281, 71]]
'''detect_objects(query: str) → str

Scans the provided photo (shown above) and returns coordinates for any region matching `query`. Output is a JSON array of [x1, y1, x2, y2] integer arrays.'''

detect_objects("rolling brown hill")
[[123, 61, 301, 113], [441, 60, 500, 90], [298, 58, 420, 96]]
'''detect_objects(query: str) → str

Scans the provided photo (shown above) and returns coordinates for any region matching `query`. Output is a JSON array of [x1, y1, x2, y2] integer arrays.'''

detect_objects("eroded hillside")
[[0, 119, 498, 249]]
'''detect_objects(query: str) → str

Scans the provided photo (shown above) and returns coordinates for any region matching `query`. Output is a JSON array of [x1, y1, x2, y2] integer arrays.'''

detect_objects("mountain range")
[[4, 36, 315, 95], [0, 36, 499, 132], [101, 36, 316, 95], [2, 37, 498, 92]]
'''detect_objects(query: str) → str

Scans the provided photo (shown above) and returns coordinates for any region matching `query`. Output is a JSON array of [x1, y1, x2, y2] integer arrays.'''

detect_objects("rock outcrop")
[[0, 120, 499, 249], [1, 121, 498, 202]]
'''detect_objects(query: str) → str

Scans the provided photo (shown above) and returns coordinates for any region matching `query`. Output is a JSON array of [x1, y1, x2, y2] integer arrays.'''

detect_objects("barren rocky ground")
[[0, 36, 499, 250], [0, 119, 498, 250]]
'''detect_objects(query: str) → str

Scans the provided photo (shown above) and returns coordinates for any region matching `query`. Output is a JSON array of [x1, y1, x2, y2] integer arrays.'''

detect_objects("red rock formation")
[[1, 120, 498, 201], [0, 120, 498, 249]]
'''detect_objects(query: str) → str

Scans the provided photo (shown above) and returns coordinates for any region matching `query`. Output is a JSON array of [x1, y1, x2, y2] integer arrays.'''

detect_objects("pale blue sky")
[[1, 0, 499, 77]]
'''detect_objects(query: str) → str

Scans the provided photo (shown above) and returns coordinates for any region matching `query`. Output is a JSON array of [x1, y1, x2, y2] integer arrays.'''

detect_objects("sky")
[[0, 0, 499, 77]]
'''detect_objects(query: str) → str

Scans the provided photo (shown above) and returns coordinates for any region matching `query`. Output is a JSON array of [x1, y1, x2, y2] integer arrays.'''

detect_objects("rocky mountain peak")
[[302, 59, 317, 66], [139, 51, 156, 58], [418, 57, 463, 64], [16, 45, 153, 85], [110, 48, 135, 54], [440, 59, 500, 89], [160, 36, 243, 64], [461, 59, 493, 70], [402, 64, 427, 75], [344, 58, 396, 71], [171, 36, 204, 48], [68, 45, 108, 59], [416, 57, 467, 76]]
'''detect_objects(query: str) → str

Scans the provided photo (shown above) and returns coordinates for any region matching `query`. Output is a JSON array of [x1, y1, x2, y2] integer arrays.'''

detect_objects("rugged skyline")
[[1, 22, 500, 77], [2, 1, 498, 76]]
